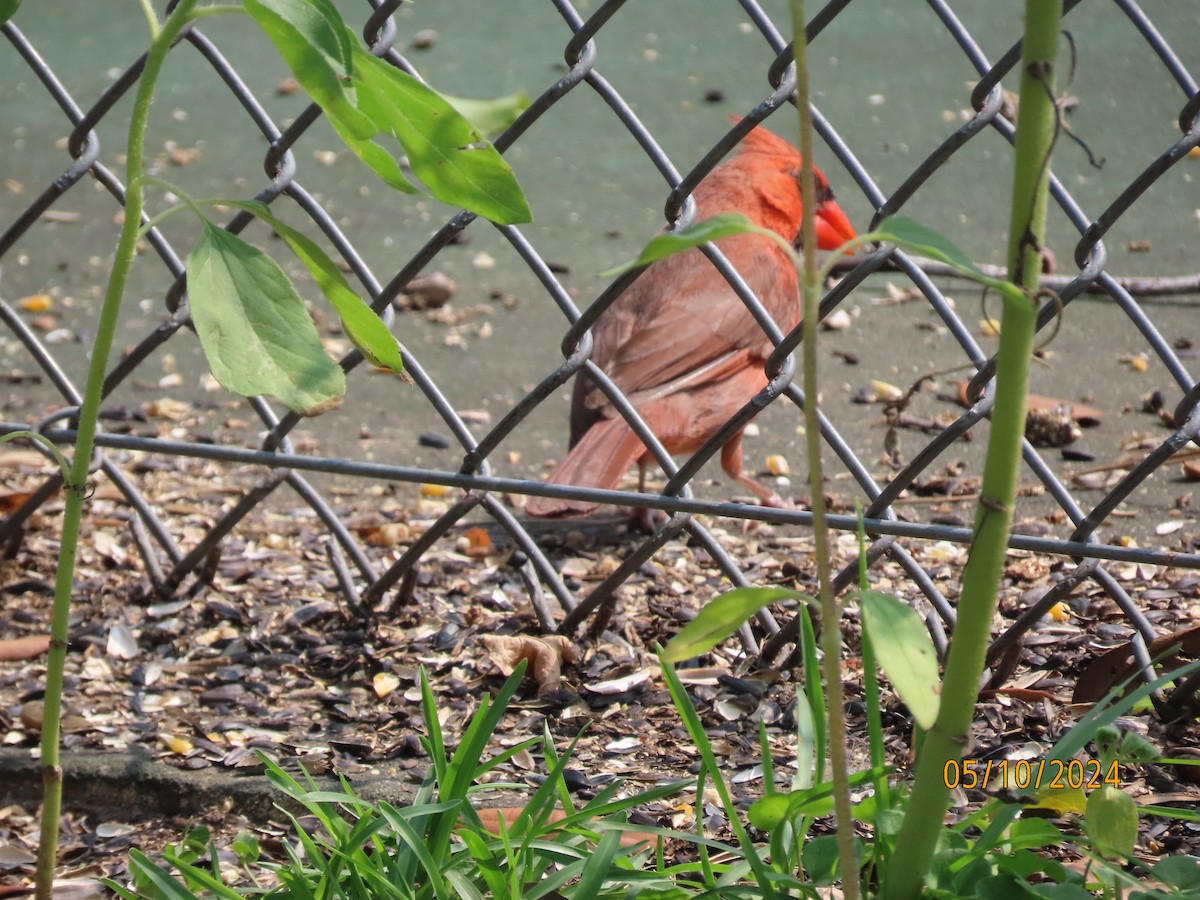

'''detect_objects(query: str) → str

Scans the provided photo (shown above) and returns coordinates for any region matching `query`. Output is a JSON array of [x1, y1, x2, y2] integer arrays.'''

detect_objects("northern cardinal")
[[526, 122, 856, 518]]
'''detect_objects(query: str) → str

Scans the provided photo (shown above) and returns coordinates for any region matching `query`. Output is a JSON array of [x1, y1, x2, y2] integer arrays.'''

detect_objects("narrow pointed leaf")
[[352, 47, 531, 224], [859, 589, 940, 729], [442, 91, 531, 138], [187, 222, 345, 415], [243, 0, 374, 139], [663, 587, 810, 663], [124, 850, 199, 900], [219, 201, 404, 374], [602, 213, 774, 277], [875, 216, 985, 277], [327, 107, 421, 193]]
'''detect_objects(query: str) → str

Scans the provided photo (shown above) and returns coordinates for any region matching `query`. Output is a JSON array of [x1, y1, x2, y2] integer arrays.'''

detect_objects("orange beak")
[[815, 197, 857, 252]]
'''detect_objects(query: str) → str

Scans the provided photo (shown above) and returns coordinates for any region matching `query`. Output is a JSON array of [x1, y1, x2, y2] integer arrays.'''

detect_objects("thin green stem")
[[135, 176, 210, 236], [882, 3, 1062, 898], [188, 4, 245, 18], [791, 2, 859, 898], [0, 431, 71, 479], [136, 0, 159, 38], [33, 3, 200, 897]]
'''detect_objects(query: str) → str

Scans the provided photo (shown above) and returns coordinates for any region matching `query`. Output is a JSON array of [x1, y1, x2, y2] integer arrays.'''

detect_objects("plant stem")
[[882, 3, 1062, 898], [33, 3, 199, 897], [790, 2, 859, 897]]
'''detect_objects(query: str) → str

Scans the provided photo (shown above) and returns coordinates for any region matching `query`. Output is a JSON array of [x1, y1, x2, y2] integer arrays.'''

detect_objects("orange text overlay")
[[943, 758, 1120, 791]]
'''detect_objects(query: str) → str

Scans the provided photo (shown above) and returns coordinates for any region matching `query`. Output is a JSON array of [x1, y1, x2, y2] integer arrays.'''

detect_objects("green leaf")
[[443, 92, 531, 138], [802, 834, 844, 886], [601, 212, 771, 277], [1085, 786, 1138, 860], [187, 221, 346, 415], [859, 589, 941, 729], [124, 849, 200, 900], [748, 787, 833, 831], [1007, 817, 1068, 851], [327, 105, 421, 193], [1152, 855, 1200, 891], [875, 216, 986, 279], [1116, 730, 1159, 765], [219, 200, 404, 374], [748, 793, 791, 830], [663, 587, 811, 663], [231, 831, 260, 865], [243, 0, 374, 139], [0, 0, 20, 26], [352, 47, 532, 225]]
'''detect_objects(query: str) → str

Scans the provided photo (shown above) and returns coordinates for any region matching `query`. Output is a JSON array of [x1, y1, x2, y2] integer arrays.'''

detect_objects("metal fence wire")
[[1, 1, 1198, 696]]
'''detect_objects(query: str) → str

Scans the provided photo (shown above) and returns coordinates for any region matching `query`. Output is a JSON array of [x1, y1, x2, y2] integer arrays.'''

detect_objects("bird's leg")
[[721, 434, 788, 508], [632, 458, 668, 531]]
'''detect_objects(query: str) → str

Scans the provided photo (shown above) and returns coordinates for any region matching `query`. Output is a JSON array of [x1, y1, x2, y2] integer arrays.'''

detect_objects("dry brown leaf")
[[1073, 624, 1200, 704], [0, 634, 51, 661], [0, 450, 53, 470], [480, 634, 579, 694], [955, 381, 1103, 424], [461, 527, 492, 558]]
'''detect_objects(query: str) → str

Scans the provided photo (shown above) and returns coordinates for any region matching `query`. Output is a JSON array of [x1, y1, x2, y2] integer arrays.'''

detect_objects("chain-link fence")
[[2, 1, 1198, 698]]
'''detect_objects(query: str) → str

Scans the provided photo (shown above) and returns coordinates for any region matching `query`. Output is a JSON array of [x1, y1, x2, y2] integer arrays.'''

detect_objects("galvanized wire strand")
[[1095, 273, 1196, 395], [362, 494, 483, 608], [661, 355, 798, 500], [8, 423, 1197, 572], [0, 304, 183, 561], [1070, 404, 1200, 545], [478, 492, 578, 620], [162, 471, 291, 593], [1112, 0, 1200, 98]]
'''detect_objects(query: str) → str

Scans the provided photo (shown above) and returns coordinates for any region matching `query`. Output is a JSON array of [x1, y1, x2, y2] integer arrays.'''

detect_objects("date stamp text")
[[943, 758, 1120, 791]]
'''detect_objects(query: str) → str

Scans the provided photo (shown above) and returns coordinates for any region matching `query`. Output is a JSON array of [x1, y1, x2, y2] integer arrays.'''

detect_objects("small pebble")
[[419, 432, 451, 449]]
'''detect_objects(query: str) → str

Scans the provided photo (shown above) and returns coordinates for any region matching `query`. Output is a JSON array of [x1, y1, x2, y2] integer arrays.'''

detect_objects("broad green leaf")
[[243, 0, 374, 139], [1085, 786, 1137, 860], [1007, 818, 1069, 852], [187, 222, 345, 415], [327, 105, 421, 193], [663, 587, 811, 663], [219, 200, 404, 374], [352, 47, 532, 225], [0, 0, 20, 26], [231, 831, 260, 865], [802, 834, 843, 886], [443, 91, 530, 137], [602, 212, 771, 277], [748, 787, 833, 830], [1152, 856, 1200, 891], [1029, 783, 1087, 817], [1093, 724, 1121, 765], [747, 793, 790, 830], [875, 216, 986, 278], [1116, 730, 1158, 764], [859, 589, 940, 729]]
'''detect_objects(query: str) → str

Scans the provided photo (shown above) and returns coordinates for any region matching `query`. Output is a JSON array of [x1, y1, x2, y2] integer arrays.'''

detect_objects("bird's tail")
[[525, 418, 646, 517]]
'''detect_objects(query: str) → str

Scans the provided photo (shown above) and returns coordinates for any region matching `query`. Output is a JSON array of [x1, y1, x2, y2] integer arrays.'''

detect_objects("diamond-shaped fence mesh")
[[1, 1, 1198, 693]]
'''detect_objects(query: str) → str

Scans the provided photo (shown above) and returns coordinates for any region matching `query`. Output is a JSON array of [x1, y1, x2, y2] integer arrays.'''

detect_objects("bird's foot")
[[759, 491, 791, 509], [630, 504, 670, 533]]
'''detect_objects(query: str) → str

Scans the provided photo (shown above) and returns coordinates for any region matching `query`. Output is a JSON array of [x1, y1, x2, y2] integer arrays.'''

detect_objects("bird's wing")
[[583, 235, 798, 412]]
